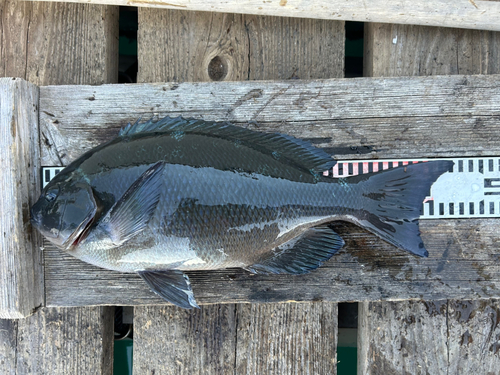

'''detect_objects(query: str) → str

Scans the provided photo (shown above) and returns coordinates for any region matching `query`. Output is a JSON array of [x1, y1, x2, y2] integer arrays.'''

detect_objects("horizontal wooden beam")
[[26, 0, 500, 31], [0, 78, 43, 318], [37, 74, 500, 306]]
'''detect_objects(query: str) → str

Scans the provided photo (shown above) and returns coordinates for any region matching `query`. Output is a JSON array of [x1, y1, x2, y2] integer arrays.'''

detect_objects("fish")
[[31, 116, 453, 309]]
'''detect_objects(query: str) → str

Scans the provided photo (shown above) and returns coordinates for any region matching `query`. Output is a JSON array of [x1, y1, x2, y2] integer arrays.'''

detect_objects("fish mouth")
[[62, 211, 96, 250]]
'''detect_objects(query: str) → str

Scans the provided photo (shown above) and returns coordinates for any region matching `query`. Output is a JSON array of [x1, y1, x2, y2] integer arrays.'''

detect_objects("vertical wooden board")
[[133, 305, 237, 375], [357, 301, 449, 375], [137, 10, 250, 82], [0, 319, 17, 375], [137, 9, 344, 82], [0, 0, 119, 85], [136, 9, 343, 374], [361, 21, 500, 375], [12, 307, 114, 375], [235, 302, 337, 375], [447, 300, 500, 374], [0, 77, 42, 319], [364, 23, 500, 77], [1, 1, 119, 373], [243, 15, 344, 80]]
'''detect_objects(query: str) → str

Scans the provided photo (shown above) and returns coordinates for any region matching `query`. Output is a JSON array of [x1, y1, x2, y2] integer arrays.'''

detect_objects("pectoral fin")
[[138, 270, 200, 309], [246, 225, 344, 275], [99, 162, 164, 245]]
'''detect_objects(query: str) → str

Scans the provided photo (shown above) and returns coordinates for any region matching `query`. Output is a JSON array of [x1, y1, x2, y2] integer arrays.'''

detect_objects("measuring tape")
[[325, 157, 500, 219], [42, 157, 500, 220]]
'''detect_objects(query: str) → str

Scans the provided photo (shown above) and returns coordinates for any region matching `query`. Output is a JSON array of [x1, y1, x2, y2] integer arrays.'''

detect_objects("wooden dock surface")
[[1, 1, 500, 374]]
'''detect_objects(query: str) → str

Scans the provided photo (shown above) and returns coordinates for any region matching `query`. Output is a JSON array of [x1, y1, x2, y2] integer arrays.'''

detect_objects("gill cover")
[[31, 180, 97, 250]]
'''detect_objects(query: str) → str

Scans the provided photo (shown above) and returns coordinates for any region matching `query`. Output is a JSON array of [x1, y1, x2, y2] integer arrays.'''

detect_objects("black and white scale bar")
[[324, 157, 500, 219], [42, 167, 64, 188]]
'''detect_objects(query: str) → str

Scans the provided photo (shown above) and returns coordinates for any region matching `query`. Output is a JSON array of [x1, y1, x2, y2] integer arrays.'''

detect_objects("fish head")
[[31, 172, 97, 250]]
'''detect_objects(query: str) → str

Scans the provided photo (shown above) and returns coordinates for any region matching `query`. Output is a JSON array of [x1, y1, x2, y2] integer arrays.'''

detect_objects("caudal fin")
[[347, 161, 453, 257]]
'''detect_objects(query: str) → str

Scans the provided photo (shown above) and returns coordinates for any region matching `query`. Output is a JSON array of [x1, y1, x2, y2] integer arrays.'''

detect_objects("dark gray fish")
[[31, 116, 452, 308]]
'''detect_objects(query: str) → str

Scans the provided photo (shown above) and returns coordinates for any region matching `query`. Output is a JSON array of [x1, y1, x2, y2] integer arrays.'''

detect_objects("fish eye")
[[45, 188, 59, 202]]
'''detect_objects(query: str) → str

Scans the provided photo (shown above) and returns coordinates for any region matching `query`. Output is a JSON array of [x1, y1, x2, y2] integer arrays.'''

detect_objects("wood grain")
[[137, 9, 344, 82], [39, 74, 500, 166], [0, 77, 42, 319], [0, 0, 119, 85], [134, 12, 342, 374], [0, 2, 118, 374], [133, 305, 237, 375], [41, 217, 500, 306], [361, 22, 500, 375], [0, 307, 114, 375], [0, 319, 17, 375], [133, 303, 337, 375], [25, 0, 500, 32], [358, 300, 500, 375], [235, 303, 337, 374], [364, 23, 500, 77]]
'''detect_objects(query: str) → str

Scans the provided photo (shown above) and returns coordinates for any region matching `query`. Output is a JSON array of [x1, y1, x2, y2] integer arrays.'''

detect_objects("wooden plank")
[[364, 23, 500, 77], [361, 23, 500, 375], [135, 11, 342, 374], [26, 0, 500, 32], [133, 305, 237, 374], [447, 300, 500, 374], [0, 307, 114, 374], [0, 0, 119, 85], [0, 2, 118, 374], [35, 75, 500, 306], [0, 77, 42, 319], [0, 319, 17, 375], [358, 300, 500, 374], [137, 9, 344, 82], [39, 75, 500, 166], [358, 300, 450, 374], [133, 303, 337, 374], [235, 303, 337, 374]]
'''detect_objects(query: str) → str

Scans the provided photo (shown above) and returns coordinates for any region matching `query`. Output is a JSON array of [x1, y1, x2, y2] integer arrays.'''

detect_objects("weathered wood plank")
[[1, 2, 118, 374], [0, 0, 119, 85], [0, 307, 114, 374], [26, 0, 500, 32], [358, 300, 500, 374], [135, 12, 341, 374], [358, 300, 450, 374], [39, 74, 500, 166], [0, 77, 42, 319], [133, 305, 237, 374], [0, 319, 17, 375], [364, 24, 500, 77], [360, 23, 500, 375], [235, 303, 337, 374], [42, 218, 500, 306], [36, 75, 500, 306], [137, 9, 344, 82], [132, 303, 337, 374], [447, 300, 500, 374]]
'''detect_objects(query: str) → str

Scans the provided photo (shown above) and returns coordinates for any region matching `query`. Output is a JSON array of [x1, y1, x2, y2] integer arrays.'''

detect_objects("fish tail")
[[343, 160, 453, 257]]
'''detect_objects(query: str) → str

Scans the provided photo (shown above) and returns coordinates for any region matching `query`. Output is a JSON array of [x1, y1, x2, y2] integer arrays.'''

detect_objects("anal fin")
[[138, 270, 200, 309], [246, 225, 344, 275]]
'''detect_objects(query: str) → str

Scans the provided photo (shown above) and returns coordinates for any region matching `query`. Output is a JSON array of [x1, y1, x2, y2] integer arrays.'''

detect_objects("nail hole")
[[208, 56, 227, 81]]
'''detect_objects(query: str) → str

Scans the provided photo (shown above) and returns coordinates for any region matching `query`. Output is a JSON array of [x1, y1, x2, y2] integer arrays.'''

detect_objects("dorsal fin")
[[119, 116, 335, 174]]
